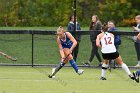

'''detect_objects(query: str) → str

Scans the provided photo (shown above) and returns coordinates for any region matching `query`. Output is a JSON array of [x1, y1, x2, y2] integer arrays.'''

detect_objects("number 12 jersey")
[[100, 32, 116, 53]]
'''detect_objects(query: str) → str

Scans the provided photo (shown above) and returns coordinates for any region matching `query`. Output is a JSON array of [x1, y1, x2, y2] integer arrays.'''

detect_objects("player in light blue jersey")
[[48, 26, 84, 78]]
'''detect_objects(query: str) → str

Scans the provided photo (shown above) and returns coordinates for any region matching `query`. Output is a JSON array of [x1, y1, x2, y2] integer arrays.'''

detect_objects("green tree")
[[97, 0, 139, 26], [0, 0, 140, 27]]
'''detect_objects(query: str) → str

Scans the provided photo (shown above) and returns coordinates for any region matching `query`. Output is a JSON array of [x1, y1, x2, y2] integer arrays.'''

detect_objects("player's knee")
[[102, 63, 108, 70], [68, 55, 73, 60]]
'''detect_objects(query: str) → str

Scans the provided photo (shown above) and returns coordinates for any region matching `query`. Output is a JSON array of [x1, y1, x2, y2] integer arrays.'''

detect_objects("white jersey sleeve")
[[100, 32, 116, 53]]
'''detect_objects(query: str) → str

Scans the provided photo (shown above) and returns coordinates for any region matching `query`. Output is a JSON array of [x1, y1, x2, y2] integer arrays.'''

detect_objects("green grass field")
[[0, 67, 139, 93], [0, 27, 138, 93]]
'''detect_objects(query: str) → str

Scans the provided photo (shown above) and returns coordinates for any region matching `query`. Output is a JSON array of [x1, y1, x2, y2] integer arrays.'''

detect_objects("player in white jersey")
[[96, 24, 139, 83]]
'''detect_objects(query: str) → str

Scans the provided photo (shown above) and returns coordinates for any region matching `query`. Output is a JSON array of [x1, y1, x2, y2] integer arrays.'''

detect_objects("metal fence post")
[[32, 33, 34, 67]]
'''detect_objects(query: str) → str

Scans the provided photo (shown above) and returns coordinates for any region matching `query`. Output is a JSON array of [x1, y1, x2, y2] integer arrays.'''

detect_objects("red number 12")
[[104, 37, 112, 45]]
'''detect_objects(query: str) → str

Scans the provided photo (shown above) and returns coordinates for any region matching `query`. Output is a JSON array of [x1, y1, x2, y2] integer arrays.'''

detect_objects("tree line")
[[0, 0, 139, 27]]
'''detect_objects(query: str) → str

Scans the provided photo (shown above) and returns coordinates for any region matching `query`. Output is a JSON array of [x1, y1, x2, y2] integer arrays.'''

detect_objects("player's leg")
[[83, 42, 95, 66], [116, 56, 131, 75], [94, 45, 102, 66], [115, 55, 136, 80], [133, 70, 140, 83], [64, 48, 78, 72], [48, 50, 69, 78], [49, 61, 67, 78], [100, 59, 108, 80], [48, 61, 66, 78], [64, 48, 84, 75]]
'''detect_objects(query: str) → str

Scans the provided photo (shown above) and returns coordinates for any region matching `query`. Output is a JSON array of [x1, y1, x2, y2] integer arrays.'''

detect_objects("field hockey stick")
[[62, 53, 71, 62], [0, 52, 17, 61], [48, 53, 71, 78]]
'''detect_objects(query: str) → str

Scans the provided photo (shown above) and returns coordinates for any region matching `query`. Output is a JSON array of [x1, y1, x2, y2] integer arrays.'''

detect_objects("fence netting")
[[0, 30, 138, 66]]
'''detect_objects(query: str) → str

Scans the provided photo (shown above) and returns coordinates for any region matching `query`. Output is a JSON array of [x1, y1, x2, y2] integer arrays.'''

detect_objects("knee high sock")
[[137, 70, 140, 75], [69, 59, 78, 72], [52, 62, 65, 76], [101, 63, 108, 77], [121, 63, 131, 75]]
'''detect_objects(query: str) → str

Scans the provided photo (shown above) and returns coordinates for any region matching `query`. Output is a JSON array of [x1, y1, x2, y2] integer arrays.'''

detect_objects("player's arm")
[[96, 34, 101, 47], [57, 37, 65, 59], [137, 32, 140, 40], [66, 32, 77, 52]]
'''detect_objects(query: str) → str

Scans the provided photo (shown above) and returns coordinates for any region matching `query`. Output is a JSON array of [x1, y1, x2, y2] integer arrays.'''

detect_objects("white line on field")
[[0, 77, 51, 81], [120, 90, 140, 92]]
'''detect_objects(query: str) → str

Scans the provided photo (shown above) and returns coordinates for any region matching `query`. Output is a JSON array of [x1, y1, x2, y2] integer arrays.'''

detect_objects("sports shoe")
[[48, 75, 52, 78], [133, 71, 139, 83], [77, 69, 84, 75], [129, 74, 139, 83], [129, 74, 135, 80], [48, 68, 56, 78], [83, 61, 90, 66], [100, 77, 107, 80]]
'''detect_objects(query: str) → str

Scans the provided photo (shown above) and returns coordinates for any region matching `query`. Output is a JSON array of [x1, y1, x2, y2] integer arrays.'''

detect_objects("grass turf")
[[0, 67, 139, 93]]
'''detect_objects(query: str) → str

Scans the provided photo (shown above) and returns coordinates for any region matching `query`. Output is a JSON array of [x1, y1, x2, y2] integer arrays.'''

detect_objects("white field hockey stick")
[[0, 52, 17, 61], [48, 53, 71, 78]]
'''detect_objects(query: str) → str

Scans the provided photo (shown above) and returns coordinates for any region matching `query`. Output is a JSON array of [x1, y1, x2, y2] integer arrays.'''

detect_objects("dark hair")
[[69, 15, 74, 21], [89, 15, 100, 30], [102, 23, 108, 32]]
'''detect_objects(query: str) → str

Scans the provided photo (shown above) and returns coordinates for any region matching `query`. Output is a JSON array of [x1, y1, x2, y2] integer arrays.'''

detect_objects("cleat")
[[133, 71, 139, 83], [10, 57, 17, 61], [77, 69, 84, 75], [48, 75, 52, 78], [48, 68, 56, 78], [129, 74, 135, 80], [100, 77, 107, 80]]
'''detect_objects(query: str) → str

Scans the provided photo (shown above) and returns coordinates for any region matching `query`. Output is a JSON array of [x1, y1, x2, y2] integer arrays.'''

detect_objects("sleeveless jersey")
[[60, 32, 73, 49], [100, 32, 116, 53]]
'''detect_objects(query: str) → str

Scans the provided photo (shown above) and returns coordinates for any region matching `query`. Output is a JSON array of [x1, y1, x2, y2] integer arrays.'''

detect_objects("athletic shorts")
[[62, 45, 71, 49], [102, 51, 119, 60]]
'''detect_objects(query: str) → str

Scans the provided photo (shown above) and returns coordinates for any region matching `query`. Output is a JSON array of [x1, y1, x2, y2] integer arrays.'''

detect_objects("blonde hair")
[[57, 26, 63, 33]]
